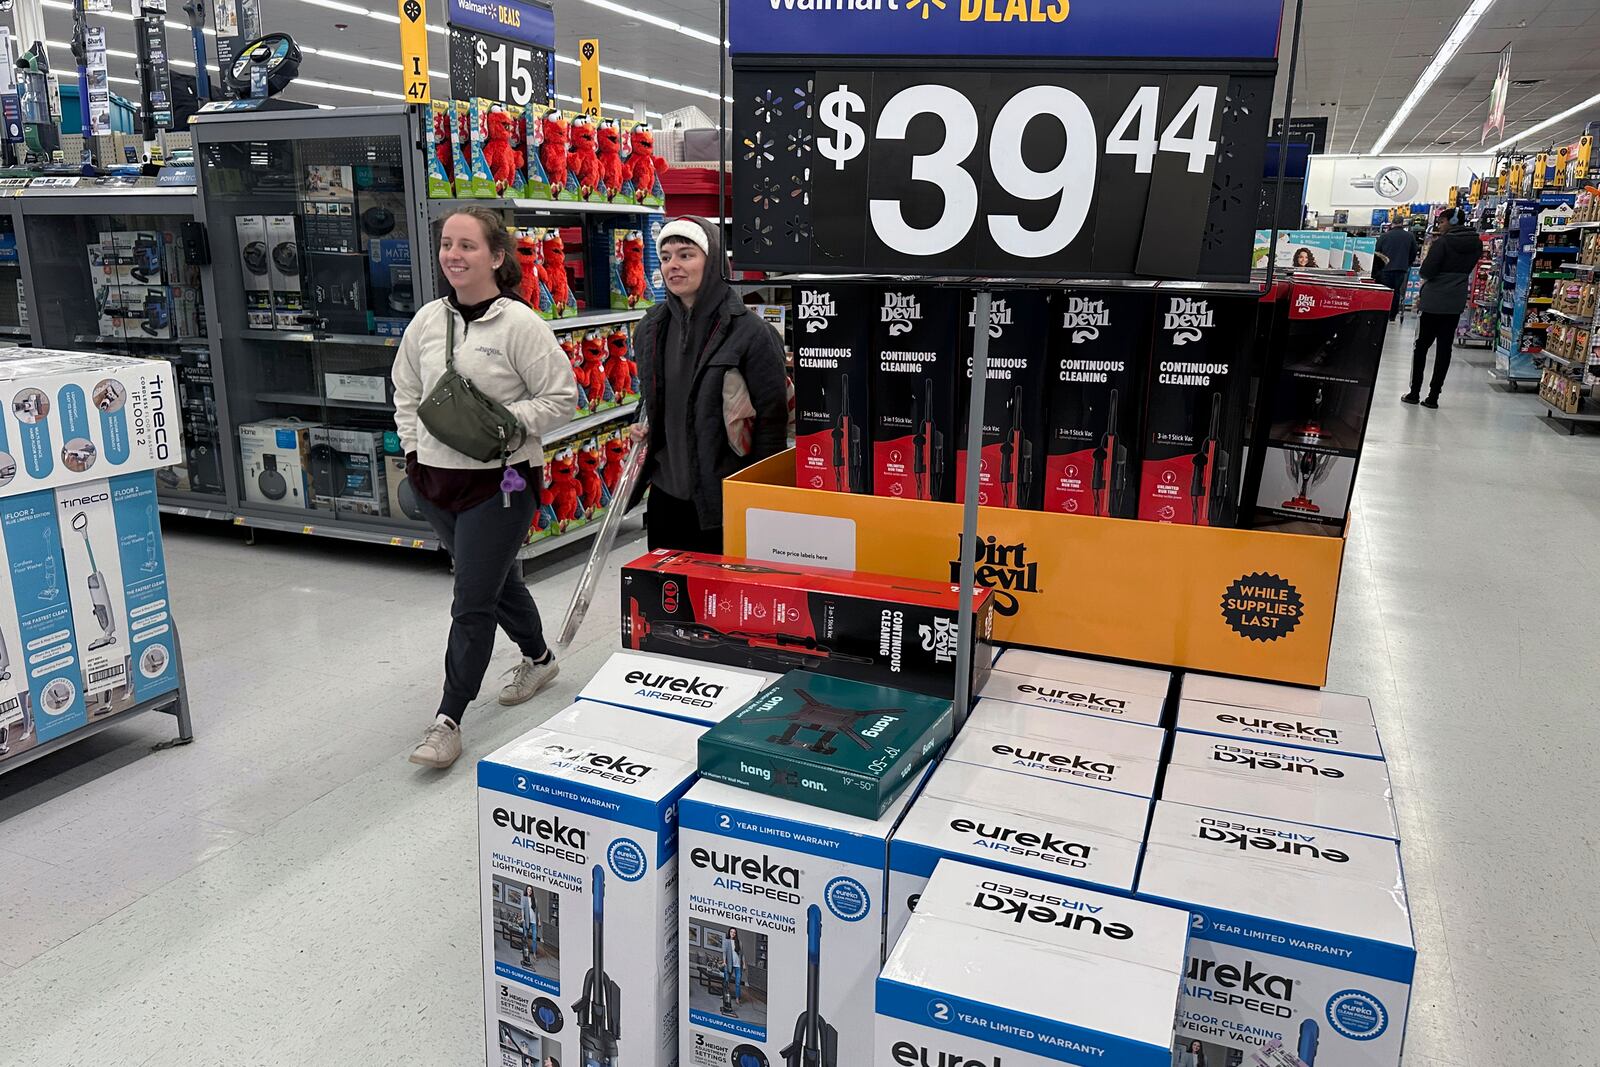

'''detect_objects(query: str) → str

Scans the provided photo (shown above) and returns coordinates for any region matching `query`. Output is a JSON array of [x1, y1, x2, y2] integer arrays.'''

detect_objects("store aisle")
[[1, 323, 1597, 1065]]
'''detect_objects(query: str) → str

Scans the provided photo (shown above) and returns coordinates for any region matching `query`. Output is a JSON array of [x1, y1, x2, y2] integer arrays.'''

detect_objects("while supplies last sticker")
[[1221, 572, 1304, 642]]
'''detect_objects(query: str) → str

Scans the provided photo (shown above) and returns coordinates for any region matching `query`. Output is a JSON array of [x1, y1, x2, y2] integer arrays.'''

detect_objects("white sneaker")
[[500, 654, 560, 706], [409, 717, 462, 768]]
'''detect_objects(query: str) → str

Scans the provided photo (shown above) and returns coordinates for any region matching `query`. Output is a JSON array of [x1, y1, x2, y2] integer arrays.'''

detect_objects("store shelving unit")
[[1459, 230, 1501, 348]]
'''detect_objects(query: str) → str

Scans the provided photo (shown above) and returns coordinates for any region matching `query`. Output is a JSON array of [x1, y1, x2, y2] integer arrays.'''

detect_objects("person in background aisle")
[[1375, 218, 1418, 322], [393, 208, 580, 769], [1403, 207, 1483, 409], [631, 215, 789, 554]]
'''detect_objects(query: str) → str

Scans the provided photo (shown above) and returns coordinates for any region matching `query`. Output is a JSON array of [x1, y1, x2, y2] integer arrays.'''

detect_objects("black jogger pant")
[[417, 483, 548, 722], [1380, 268, 1408, 320], [1412, 311, 1458, 398], [646, 487, 723, 554]]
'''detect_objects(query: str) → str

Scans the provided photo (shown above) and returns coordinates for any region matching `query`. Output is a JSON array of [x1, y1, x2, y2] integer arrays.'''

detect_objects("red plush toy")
[[602, 437, 630, 495], [596, 120, 624, 202], [577, 445, 605, 512], [483, 109, 523, 195], [605, 328, 634, 400], [558, 333, 587, 414], [542, 233, 571, 315], [433, 109, 452, 180], [619, 231, 647, 308], [514, 233, 541, 308], [549, 455, 581, 529], [569, 114, 601, 200], [626, 125, 668, 204], [539, 112, 570, 197], [580, 332, 609, 408]]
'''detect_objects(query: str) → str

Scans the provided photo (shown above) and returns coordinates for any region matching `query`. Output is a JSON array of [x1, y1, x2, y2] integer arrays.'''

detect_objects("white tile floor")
[[1, 323, 1596, 1065]]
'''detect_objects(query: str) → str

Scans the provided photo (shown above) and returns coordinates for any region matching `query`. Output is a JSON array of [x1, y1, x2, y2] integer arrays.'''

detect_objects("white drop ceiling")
[[29, 0, 1600, 153]]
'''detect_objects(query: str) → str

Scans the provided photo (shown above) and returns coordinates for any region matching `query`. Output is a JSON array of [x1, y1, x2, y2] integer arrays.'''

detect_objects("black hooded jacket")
[[1417, 224, 1484, 315], [632, 216, 789, 528]]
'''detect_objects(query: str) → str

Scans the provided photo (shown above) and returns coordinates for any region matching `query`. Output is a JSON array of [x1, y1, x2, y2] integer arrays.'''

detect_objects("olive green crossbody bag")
[[418, 314, 528, 463]]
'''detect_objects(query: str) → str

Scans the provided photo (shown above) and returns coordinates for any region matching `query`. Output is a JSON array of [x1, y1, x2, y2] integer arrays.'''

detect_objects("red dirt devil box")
[[872, 286, 960, 502], [620, 550, 994, 702], [954, 291, 1050, 509], [1137, 291, 1256, 526], [793, 283, 874, 494], [1042, 289, 1151, 517]]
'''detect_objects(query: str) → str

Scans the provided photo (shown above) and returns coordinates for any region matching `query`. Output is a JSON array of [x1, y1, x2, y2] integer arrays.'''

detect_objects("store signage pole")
[[951, 290, 992, 721], [578, 37, 599, 119], [1263, 0, 1306, 293], [397, 0, 430, 104]]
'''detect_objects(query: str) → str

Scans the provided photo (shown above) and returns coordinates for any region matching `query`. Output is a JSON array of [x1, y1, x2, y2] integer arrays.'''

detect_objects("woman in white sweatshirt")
[[393, 207, 580, 769]]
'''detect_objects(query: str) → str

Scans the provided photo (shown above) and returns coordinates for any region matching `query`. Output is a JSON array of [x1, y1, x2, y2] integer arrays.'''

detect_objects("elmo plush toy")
[[541, 233, 571, 315], [558, 332, 588, 415], [580, 331, 610, 409], [626, 124, 668, 205], [514, 233, 542, 308], [549, 454, 581, 529], [619, 231, 648, 308], [596, 120, 624, 202], [577, 444, 606, 513], [568, 114, 601, 201], [539, 111, 570, 198], [433, 108, 452, 181], [483, 109, 523, 195], [601, 436, 630, 495], [605, 327, 635, 400]]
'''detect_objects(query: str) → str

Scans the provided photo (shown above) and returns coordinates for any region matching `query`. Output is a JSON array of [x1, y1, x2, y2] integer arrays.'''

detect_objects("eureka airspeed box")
[[620, 550, 994, 702], [793, 283, 874, 494], [697, 670, 952, 819]]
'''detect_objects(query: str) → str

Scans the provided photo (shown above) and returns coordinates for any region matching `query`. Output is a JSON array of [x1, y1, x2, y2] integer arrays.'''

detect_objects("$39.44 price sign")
[[731, 67, 1271, 280]]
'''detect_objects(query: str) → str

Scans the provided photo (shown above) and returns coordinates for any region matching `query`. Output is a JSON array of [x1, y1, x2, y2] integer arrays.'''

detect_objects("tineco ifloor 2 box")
[[871, 286, 959, 502], [677, 772, 926, 1067], [478, 700, 704, 1067], [1138, 801, 1415, 1067], [1043, 289, 1150, 518], [878, 860, 1190, 1067], [792, 283, 874, 494], [955, 290, 1050, 509]]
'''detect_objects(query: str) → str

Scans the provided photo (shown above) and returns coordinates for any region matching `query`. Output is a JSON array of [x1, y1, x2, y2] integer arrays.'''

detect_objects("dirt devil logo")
[[798, 289, 837, 333], [1060, 295, 1110, 343], [950, 536, 1039, 616], [882, 292, 923, 336], [1164, 297, 1214, 346], [967, 298, 1014, 339]]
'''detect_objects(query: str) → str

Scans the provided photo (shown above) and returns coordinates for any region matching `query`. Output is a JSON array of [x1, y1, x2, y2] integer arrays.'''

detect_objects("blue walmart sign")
[[447, 0, 555, 48]]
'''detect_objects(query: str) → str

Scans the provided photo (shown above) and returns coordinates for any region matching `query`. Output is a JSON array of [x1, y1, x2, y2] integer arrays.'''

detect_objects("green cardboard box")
[[697, 670, 953, 819]]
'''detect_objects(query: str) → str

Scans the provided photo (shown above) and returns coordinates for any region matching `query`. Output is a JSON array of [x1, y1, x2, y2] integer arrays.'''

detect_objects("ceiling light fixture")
[[1369, 0, 1498, 156], [1487, 88, 1600, 153]]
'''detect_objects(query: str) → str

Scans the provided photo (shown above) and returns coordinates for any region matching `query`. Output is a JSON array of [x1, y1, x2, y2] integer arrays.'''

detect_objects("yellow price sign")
[[579, 38, 601, 118], [399, 0, 432, 104]]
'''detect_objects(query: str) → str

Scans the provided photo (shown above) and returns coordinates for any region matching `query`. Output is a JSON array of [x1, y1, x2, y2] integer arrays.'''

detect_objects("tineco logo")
[[59, 492, 111, 510], [147, 372, 171, 460], [1060, 295, 1110, 343], [891, 1043, 1002, 1067], [690, 846, 802, 903], [881, 291, 923, 336], [799, 289, 837, 334], [967, 297, 1014, 339], [969, 889, 1132, 940], [950, 536, 1039, 616], [1163, 297, 1214, 346]]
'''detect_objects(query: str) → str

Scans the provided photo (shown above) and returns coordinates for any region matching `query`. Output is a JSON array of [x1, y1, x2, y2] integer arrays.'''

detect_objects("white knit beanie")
[[657, 217, 710, 256]]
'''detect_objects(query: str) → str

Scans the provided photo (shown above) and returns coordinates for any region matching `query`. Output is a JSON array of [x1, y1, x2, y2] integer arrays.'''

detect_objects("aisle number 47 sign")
[[398, 0, 430, 103]]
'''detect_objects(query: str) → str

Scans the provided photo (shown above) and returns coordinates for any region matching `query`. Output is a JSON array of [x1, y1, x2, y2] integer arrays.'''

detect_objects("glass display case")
[[11, 187, 228, 510]]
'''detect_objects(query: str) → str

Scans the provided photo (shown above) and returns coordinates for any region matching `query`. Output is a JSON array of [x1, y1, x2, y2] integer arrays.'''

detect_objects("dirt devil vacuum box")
[[677, 769, 928, 1067], [619, 550, 994, 702], [878, 860, 1190, 1067], [1138, 801, 1415, 1067], [478, 700, 704, 1067], [955, 291, 1050, 509], [1163, 731, 1398, 840], [885, 759, 1150, 946], [1043, 289, 1151, 518], [577, 650, 777, 726], [792, 283, 874, 494], [871, 286, 960, 502], [1137, 291, 1256, 526]]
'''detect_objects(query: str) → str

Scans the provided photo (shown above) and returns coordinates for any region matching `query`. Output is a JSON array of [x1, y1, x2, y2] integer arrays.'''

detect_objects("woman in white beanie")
[[630, 215, 789, 552]]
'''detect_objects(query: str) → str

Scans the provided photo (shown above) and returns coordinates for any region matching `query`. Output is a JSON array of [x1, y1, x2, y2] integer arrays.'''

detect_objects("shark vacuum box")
[[677, 771, 927, 1067], [697, 670, 952, 819], [1163, 731, 1398, 840], [478, 700, 704, 1067], [878, 860, 1190, 1067], [792, 283, 874, 494], [885, 759, 1151, 946], [578, 650, 777, 726], [620, 550, 995, 702], [980, 648, 1172, 727], [1138, 801, 1415, 1067]]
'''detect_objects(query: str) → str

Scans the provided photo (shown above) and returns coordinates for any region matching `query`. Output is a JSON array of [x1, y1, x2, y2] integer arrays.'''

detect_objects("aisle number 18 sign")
[[728, 0, 1281, 280]]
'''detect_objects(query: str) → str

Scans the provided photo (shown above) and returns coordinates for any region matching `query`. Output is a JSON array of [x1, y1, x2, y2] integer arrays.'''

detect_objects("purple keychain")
[[500, 466, 527, 507]]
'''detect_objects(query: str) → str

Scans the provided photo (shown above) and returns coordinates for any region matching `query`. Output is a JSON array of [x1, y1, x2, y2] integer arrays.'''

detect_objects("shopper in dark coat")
[[1404, 208, 1483, 408], [1374, 220, 1418, 321], [631, 215, 789, 552]]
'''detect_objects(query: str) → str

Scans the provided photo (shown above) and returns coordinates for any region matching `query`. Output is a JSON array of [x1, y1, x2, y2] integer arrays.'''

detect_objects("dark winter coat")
[[1417, 224, 1484, 315], [1374, 226, 1418, 270], [632, 222, 788, 529]]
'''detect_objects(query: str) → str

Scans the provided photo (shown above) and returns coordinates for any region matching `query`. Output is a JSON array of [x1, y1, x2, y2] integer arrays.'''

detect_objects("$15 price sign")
[[731, 67, 1271, 280]]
